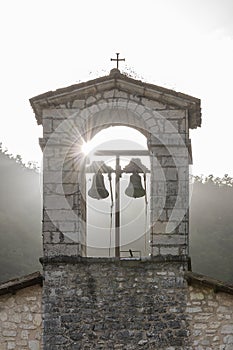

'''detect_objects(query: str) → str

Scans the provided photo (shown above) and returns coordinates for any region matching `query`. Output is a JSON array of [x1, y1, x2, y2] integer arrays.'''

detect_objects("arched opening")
[[83, 126, 151, 258]]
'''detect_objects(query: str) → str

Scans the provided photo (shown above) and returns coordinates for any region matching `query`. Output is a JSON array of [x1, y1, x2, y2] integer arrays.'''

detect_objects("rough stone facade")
[[187, 283, 233, 349], [42, 258, 189, 350], [0, 284, 42, 350], [0, 270, 233, 349]]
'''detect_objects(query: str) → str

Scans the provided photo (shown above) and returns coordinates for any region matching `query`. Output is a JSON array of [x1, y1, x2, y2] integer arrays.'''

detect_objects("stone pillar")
[[148, 110, 190, 258], [42, 110, 84, 258]]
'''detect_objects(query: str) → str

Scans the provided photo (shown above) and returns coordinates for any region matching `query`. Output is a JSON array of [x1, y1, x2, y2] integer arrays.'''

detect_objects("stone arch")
[[72, 100, 160, 257], [78, 105, 151, 143]]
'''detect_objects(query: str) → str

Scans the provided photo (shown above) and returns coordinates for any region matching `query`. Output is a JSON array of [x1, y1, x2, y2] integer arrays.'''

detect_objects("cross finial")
[[111, 53, 125, 70]]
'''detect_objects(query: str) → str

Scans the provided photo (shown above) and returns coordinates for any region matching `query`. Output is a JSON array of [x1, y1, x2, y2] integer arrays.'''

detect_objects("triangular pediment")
[[30, 69, 201, 129]]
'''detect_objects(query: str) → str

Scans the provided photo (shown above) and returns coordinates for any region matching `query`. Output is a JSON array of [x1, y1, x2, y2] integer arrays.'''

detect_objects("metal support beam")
[[115, 155, 120, 258]]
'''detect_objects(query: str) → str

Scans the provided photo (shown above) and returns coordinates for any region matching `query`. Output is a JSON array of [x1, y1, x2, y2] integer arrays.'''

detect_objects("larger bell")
[[125, 173, 146, 198], [88, 171, 109, 200]]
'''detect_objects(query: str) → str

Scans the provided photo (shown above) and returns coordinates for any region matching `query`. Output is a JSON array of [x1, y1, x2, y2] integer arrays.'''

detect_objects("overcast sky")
[[0, 0, 233, 176]]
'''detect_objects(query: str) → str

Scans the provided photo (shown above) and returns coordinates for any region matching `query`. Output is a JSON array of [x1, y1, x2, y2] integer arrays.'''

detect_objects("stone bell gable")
[[30, 69, 201, 259]]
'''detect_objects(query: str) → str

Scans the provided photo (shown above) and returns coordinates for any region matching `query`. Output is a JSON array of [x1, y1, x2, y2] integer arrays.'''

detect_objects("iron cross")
[[111, 53, 125, 69]]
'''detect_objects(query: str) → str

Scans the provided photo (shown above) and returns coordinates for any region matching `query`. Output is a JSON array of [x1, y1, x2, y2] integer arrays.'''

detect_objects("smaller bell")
[[125, 173, 146, 198], [88, 171, 109, 200]]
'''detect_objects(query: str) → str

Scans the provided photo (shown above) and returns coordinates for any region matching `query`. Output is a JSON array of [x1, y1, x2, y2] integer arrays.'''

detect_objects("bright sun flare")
[[81, 142, 92, 155]]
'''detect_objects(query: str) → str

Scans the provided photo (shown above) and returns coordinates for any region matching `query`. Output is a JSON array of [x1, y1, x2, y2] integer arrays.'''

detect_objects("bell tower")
[[30, 66, 201, 349]]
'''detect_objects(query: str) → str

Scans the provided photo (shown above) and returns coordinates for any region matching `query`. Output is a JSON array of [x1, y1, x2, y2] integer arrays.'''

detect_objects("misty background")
[[0, 141, 232, 284]]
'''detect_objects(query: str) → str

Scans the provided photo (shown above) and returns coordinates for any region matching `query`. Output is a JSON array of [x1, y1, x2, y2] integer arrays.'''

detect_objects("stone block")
[[72, 99, 85, 109], [141, 98, 166, 110], [217, 306, 230, 313], [221, 325, 233, 334], [151, 195, 165, 208], [45, 209, 78, 222], [152, 221, 167, 234], [178, 167, 189, 180], [2, 322, 17, 330], [115, 90, 128, 99], [103, 90, 115, 99], [161, 156, 175, 167], [190, 292, 204, 301], [57, 222, 76, 232], [149, 145, 170, 156], [159, 246, 179, 255], [179, 118, 187, 133], [86, 96, 96, 105], [33, 314, 42, 327], [177, 222, 188, 234], [48, 158, 64, 171], [6, 343, 15, 350], [224, 335, 233, 344], [166, 181, 178, 195], [164, 168, 178, 181], [0, 311, 7, 322], [29, 340, 40, 350], [43, 171, 63, 184], [153, 234, 186, 245], [52, 119, 63, 131], [186, 307, 202, 313], [152, 181, 166, 196], [43, 232, 52, 244], [43, 243, 80, 257], [167, 209, 188, 222], [2, 330, 17, 337], [142, 112, 154, 123], [16, 340, 28, 347], [44, 195, 71, 210], [42, 119, 53, 133], [135, 104, 146, 116], [164, 120, 179, 133], [50, 232, 61, 244], [21, 330, 29, 340], [158, 110, 186, 119]]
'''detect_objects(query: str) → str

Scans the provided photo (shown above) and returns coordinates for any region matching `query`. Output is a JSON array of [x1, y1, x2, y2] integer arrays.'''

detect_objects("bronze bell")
[[125, 172, 146, 198], [88, 171, 109, 200]]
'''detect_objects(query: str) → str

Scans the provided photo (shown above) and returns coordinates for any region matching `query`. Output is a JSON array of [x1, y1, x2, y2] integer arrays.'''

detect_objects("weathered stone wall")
[[42, 259, 233, 350], [0, 285, 42, 350], [42, 259, 190, 349], [187, 283, 233, 350], [0, 269, 232, 349]]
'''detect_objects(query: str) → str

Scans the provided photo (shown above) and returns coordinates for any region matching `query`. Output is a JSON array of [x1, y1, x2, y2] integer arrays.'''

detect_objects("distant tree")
[[190, 175, 233, 283], [0, 142, 42, 282]]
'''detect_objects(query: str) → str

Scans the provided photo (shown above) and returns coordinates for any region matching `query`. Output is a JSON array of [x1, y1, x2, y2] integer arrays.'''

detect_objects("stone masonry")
[[188, 287, 233, 349], [42, 258, 189, 349], [0, 283, 42, 350], [30, 68, 198, 259], [1, 270, 233, 349]]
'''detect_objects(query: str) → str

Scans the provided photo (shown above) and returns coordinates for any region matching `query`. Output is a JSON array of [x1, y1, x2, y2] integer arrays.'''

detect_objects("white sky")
[[0, 0, 233, 176]]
